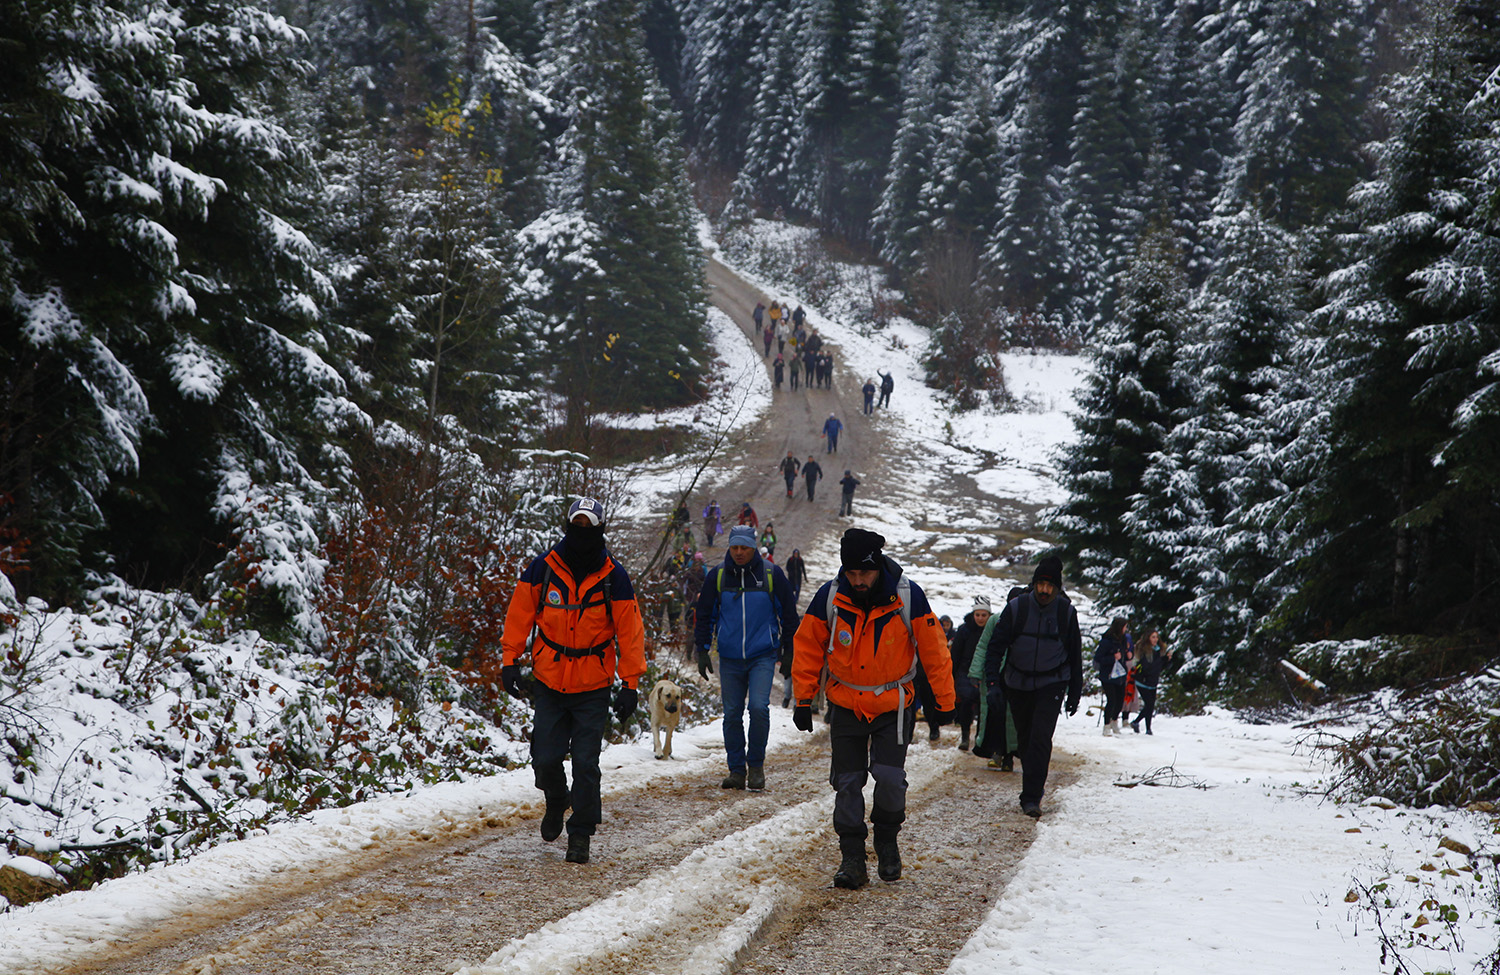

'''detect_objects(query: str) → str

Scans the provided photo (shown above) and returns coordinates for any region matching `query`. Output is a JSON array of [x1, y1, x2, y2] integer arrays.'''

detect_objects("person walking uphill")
[[948, 596, 991, 751], [778, 451, 801, 498], [1129, 628, 1171, 734], [877, 369, 894, 409], [802, 455, 823, 501], [500, 498, 647, 864], [981, 556, 1082, 817], [791, 528, 956, 889], [702, 499, 722, 547], [1093, 617, 1132, 736], [838, 470, 859, 517], [822, 412, 843, 453], [694, 525, 799, 791]]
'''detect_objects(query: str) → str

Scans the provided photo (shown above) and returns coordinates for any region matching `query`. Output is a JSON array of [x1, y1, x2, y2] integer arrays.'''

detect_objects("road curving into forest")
[[46, 258, 1076, 975]]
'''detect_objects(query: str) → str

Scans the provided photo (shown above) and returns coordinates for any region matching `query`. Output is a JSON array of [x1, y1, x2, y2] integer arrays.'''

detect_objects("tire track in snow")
[[455, 744, 964, 975]]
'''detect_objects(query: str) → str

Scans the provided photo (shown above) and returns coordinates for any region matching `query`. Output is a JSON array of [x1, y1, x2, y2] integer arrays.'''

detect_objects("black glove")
[[779, 649, 793, 678], [1066, 696, 1079, 717], [793, 705, 813, 732], [933, 709, 956, 727], [613, 685, 638, 722], [501, 664, 526, 700], [697, 649, 713, 679]]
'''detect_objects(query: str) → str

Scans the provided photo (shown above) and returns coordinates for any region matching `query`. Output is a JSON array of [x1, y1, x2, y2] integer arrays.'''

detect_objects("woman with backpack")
[[1093, 617, 1132, 736]]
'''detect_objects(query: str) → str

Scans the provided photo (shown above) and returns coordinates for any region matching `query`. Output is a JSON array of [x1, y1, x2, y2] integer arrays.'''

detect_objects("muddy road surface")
[[47, 260, 1076, 975]]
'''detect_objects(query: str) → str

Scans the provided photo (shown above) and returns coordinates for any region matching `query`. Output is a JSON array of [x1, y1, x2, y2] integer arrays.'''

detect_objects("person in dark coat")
[[838, 470, 859, 516], [778, 451, 801, 498], [1129, 628, 1171, 734], [784, 547, 807, 606], [1093, 617, 1132, 736], [802, 456, 824, 501], [862, 379, 876, 415], [947, 596, 991, 751], [981, 556, 1082, 817], [877, 370, 894, 408], [773, 354, 785, 389]]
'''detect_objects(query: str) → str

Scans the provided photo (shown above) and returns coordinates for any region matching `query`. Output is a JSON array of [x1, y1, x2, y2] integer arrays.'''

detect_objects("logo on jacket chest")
[[837, 628, 853, 647], [547, 588, 563, 606]]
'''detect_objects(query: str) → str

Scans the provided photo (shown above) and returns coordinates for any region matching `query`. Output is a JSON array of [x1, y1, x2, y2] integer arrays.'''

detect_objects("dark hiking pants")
[[530, 683, 610, 836], [1007, 682, 1066, 805], [828, 703, 913, 841]]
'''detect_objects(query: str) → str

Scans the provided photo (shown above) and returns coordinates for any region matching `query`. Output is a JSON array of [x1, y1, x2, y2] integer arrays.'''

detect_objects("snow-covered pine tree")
[[1051, 218, 1191, 602], [1150, 0, 1236, 284], [1167, 205, 1309, 671], [984, 87, 1073, 334], [1275, 8, 1487, 637], [823, 0, 903, 241], [1061, 1, 1158, 334], [2, 1, 355, 617], [732, 0, 803, 217], [527, 0, 708, 435], [679, 0, 764, 178], [871, 0, 965, 275], [1213, 0, 1377, 230], [1388, 5, 1500, 631], [0, 1, 153, 598]]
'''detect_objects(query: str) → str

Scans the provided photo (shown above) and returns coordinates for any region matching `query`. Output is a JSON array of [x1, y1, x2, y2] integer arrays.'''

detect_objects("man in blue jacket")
[[694, 525, 799, 791]]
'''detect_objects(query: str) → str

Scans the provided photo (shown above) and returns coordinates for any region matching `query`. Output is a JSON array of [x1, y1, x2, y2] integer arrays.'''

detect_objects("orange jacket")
[[501, 546, 647, 693], [792, 564, 955, 721]]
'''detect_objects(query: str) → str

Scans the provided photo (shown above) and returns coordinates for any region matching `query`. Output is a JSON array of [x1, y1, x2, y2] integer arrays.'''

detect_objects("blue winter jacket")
[[693, 555, 798, 661]]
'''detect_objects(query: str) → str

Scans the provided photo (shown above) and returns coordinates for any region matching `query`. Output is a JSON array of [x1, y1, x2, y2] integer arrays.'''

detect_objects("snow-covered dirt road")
[[29, 254, 1078, 975], [51, 723, 1075, 975]]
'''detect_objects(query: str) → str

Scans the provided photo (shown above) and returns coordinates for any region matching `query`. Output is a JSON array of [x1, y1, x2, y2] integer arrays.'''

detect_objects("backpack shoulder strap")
[[896, 575, 915, 646]]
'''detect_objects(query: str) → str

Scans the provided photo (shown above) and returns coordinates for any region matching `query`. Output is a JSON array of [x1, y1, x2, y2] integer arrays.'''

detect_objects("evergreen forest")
[[2, 0, 1499, 858]]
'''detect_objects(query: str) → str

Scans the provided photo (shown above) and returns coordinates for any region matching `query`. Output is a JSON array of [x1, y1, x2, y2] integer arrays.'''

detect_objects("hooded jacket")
[[693, 553, 798, 661], [501, 542, 647, 693], [982, 590, 1083, 704], [791, 555, 955, 721]]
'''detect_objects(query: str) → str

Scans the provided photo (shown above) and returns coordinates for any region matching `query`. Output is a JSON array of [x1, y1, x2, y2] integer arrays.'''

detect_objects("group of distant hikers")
[[757, 300, 837, 391], [495, 493, 1165, 889], [491, 289, 1164, 882]]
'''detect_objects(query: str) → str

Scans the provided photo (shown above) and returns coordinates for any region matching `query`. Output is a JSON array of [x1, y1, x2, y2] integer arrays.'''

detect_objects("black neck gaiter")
[[562, 524, 606, 581]]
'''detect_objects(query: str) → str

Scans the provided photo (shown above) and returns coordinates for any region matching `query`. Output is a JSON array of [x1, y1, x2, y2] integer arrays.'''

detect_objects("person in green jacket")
[[969, 607, 1019, 770]]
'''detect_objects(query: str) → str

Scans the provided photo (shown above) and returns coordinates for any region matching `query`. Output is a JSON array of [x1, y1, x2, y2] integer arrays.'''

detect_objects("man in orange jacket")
[[500, 497, 646, 865], [791, 528, 955, 889]]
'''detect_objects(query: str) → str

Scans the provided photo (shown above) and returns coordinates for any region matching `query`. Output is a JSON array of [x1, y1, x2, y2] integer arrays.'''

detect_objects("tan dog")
[[649, 679, 683, 760]]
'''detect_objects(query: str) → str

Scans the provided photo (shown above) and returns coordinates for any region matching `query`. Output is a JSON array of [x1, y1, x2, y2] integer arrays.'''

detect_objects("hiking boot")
[[874, 838, 902, 882], [833, 840, 868, 890], [747, 766, 766, 791], [721, 770, 746, 790], [1001, 754, 1014, 772], [564, 833, 590, 863], [986, 756, 1003, 770], [928, 726, 940, 742], [1020, 799, 1042, 818], [958, 729, 970, 751], [540, 794, 568, 842], [1130, 718, 1141, 733]]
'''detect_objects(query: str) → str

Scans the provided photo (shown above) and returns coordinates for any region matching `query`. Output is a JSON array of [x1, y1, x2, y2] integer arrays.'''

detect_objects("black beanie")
[[1032, 555, 1063, 588], [840, 528, 886, 571]]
